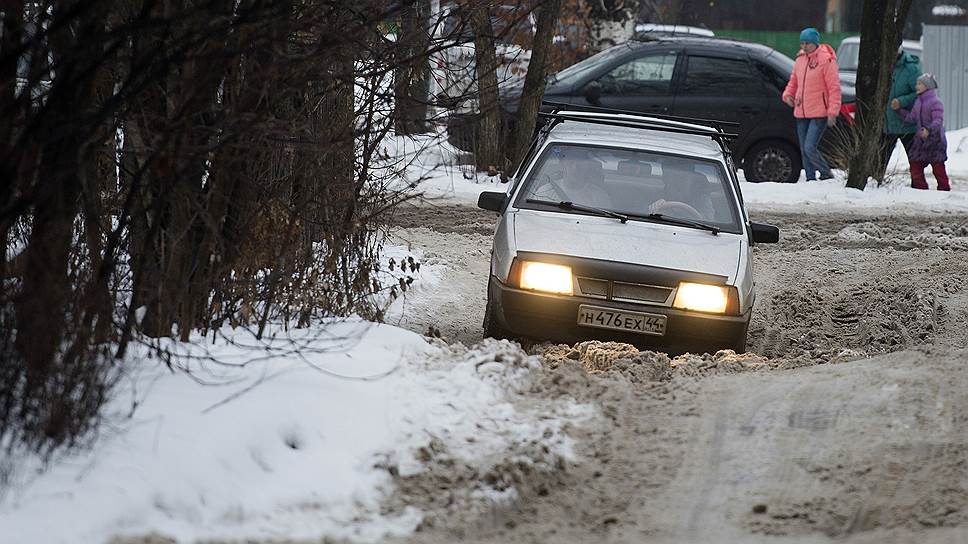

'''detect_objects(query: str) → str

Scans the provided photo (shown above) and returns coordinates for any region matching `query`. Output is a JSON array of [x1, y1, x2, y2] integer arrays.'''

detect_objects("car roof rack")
[[542, 100, 738, 131], [538, 101, 738, 156]]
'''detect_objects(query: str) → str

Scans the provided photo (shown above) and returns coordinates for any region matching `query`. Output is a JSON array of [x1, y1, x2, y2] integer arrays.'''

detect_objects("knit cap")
[[918, 73, 938, 90], [799, 27, 820, 45]]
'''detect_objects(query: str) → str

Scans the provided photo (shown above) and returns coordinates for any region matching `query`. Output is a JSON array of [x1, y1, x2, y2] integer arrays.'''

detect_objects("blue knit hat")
[[799, 27, 820, 45]]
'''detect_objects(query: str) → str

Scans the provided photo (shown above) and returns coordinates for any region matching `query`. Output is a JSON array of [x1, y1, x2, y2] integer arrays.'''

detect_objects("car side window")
[[598, 52, 678, 95], [680, 56, 764, 96], [752, 60, 787, 95]]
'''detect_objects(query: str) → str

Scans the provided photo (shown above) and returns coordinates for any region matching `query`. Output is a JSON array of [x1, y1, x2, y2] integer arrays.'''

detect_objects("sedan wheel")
[[744, 141, 801, 183]]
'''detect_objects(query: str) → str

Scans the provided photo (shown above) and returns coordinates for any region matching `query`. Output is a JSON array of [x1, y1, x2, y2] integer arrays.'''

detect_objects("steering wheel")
[[532, 174, 570, 202], [650, 200, 704, 221]]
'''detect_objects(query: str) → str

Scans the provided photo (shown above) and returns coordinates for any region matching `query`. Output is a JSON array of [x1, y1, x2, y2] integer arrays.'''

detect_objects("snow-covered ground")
[[4, 124, 967, 544], [0, 245, 593, 544]]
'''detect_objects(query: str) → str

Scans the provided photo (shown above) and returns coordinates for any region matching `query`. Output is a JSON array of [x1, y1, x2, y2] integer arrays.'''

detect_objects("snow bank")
[[0, 322, 589, 543], [0, 243, 590, 544], [739, 176, 968, 214], [743, 128, 968, 214], [889, 126, 968, 177], [381, 132, 512, 203], [1, 323, 428, 543]]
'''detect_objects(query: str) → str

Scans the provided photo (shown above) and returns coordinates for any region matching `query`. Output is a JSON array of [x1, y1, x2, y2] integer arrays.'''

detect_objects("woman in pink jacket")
[[782, 27, 842, 181]]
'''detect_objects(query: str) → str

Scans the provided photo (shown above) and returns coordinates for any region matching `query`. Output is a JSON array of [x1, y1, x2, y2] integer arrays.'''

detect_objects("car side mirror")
[[478, 191, 507, 213], [750, 222, 779, 243], [583, 81, 602, 105]]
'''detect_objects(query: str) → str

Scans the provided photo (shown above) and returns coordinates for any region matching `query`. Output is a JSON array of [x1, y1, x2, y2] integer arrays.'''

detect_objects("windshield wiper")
[[526, 199, 629, 223], [628, 212, 721, 235]]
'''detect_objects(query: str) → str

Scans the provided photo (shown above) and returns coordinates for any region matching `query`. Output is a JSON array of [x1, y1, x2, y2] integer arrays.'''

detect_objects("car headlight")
[[673, 282, 730, 314], [517, 261, 574, 295]]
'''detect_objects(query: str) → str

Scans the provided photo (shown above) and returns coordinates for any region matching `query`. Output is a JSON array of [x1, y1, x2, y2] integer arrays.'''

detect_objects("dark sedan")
[[448, 35, 855, 183]]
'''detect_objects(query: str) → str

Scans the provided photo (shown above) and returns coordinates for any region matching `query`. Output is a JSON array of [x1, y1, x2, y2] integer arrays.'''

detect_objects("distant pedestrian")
[[782, 27, 842, 182], [892, 73, 950, 191], [881, 45, 921, 170]]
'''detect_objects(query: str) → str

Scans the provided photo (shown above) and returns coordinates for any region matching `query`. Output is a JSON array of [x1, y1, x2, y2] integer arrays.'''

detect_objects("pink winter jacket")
[[782, 44, 842, 119]]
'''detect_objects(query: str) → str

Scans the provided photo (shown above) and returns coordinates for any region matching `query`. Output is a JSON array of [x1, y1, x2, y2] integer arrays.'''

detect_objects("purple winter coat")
[[896, 89, 948, 163]]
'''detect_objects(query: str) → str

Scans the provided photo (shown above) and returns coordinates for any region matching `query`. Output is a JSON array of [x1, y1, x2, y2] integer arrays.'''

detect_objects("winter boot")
[[933, 162, 951, 191], [910, 162, 929, 190]]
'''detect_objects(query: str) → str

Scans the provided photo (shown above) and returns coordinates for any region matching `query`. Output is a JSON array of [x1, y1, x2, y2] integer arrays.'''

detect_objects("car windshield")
[[838, 42, 860, 71], [550, 46, 626, 86], [838, 41, 921, 71], [516, 144, 742, 233]]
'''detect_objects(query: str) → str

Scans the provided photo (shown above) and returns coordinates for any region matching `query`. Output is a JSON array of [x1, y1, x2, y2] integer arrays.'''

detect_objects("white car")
[[477, 106, 779, 353], [634, 23, 715, 37], [429, 3, 534, 109], [837, 36, 923, 87]]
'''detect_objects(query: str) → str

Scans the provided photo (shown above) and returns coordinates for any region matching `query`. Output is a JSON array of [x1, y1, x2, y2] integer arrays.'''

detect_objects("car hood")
[[498, 76, 572, 113], [512, 211, 742, 282]]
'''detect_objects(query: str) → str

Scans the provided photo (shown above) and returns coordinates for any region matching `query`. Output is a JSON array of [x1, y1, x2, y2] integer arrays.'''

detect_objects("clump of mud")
[[538, 340, 773, 381], [378, 339, 600, 536], [540, 341, 638, 372]]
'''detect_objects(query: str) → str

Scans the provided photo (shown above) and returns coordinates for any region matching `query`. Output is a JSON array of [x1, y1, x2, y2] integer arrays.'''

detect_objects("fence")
[[922, 25, 968, 130]]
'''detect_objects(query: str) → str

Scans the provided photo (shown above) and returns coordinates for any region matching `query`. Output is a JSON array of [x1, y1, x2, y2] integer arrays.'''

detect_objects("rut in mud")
[[386, 204, 968, 544]]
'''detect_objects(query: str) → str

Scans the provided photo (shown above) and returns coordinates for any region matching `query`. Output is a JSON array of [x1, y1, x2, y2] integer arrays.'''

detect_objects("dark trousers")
[[880, 133, 915, 168]]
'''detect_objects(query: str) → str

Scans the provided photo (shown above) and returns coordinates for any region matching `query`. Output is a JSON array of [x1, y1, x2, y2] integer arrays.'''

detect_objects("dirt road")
[[387, 202, 968, 544]]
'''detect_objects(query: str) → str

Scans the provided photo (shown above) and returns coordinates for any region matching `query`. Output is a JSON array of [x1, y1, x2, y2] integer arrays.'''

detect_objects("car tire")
[[482, 298, 510, 340], [744, 140, 801, 183], [731, 317, 751, 353], [731, 335, 747, 354]]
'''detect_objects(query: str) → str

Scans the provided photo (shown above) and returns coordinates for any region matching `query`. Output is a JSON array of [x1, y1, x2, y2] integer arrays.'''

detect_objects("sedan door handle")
[[646, 105, 669, 113], [739, 106, 760, 115]]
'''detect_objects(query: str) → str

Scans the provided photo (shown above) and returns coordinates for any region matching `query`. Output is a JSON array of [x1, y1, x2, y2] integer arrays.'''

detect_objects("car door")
[[672, 53, 771, 152], [589, 49, 681, 114]]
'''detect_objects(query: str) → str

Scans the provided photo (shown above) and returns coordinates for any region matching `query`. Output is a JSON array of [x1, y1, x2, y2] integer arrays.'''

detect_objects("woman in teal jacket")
[[880, 48, 921, 168]]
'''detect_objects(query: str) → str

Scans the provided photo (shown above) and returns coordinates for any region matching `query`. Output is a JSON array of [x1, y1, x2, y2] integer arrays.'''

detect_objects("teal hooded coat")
[[884, 51, 921, 134]]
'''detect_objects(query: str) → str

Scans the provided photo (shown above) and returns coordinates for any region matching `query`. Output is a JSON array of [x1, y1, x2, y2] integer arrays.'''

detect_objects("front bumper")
[[489, 276, 750, 354]]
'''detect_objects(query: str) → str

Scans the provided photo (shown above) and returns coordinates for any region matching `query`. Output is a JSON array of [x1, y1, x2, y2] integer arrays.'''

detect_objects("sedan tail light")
[[840, 103, 856, 125]]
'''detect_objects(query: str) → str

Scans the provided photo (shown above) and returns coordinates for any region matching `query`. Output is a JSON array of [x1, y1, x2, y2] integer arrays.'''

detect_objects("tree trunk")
[[15, 0, 102, 380], [394, 0, 432, 135], [0, 1, 25, 282], [510, 0, 562, 172], [585, 0, 640, 54], [471, 4, 502, 172], [845, 0, 914, 190]]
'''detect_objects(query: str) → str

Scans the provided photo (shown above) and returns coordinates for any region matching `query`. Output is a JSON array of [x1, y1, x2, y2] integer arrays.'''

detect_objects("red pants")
[[910, 161, 950, 191]]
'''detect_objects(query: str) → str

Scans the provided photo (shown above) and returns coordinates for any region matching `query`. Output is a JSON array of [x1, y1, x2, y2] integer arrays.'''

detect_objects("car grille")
[[576, 277, 609, 299], [576, 277, 673, 305]]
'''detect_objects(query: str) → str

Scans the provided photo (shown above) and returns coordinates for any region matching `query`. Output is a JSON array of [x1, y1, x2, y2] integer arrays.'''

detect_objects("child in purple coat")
[[892, 73, 949, 190]]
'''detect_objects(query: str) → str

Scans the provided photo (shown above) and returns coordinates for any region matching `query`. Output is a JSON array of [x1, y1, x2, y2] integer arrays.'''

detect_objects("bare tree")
[[470, 3, 503, 171], [0, 0, 436, 457], [585, 0, 640, 54], [394, 0, 433, 135], [845, 0, 915, 190], [509, 0, 563, 170]]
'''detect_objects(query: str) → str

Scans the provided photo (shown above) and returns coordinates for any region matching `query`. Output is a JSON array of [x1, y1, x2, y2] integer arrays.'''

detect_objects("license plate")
[[577, 305, 667, 336]]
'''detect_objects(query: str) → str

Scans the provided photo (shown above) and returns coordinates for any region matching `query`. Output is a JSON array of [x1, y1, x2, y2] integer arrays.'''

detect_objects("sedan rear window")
[[516, 144, 742, 233]]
